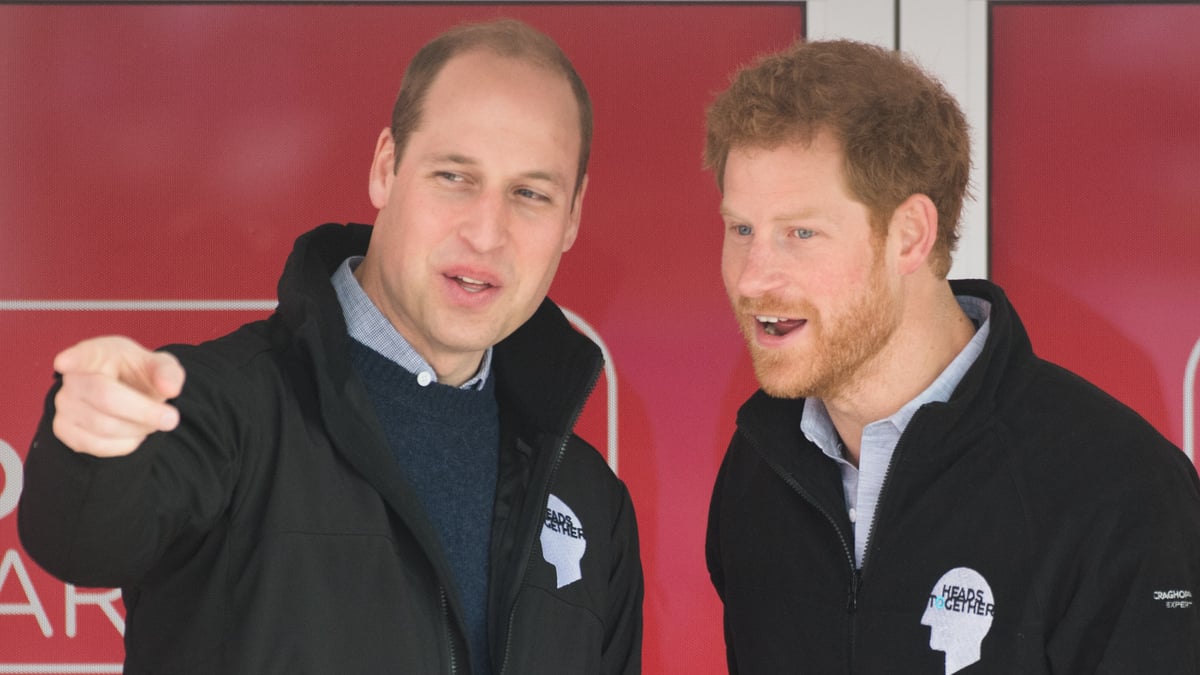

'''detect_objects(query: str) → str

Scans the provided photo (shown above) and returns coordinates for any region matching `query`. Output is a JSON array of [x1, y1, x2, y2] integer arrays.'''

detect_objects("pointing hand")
[[50, 336, 186, 457]]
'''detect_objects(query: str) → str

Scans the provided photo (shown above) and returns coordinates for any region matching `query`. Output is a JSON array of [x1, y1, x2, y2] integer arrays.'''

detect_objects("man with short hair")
[[20, 19, 642, 674], [704, 39, 1200, 673]]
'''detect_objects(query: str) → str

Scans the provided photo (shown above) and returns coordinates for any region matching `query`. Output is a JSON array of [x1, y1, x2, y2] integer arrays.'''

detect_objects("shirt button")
[[848, 508, 858, 523], [417, 371, 433, 387]]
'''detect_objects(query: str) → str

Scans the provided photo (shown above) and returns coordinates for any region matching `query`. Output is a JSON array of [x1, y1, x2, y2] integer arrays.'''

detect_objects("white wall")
[[806, 0, 990, 281]]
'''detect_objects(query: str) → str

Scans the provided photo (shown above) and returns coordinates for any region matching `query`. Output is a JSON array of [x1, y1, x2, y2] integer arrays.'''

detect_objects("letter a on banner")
[[0, 549, 54, 637]]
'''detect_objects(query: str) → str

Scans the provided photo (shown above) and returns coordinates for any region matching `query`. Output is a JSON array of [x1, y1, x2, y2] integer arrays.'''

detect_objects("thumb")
[[148, 351, 186, 399]]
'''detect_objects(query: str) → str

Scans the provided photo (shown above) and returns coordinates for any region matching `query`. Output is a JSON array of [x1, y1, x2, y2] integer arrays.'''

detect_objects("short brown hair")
[[704, 40, 970, 277], [390, 18, 593, 198]]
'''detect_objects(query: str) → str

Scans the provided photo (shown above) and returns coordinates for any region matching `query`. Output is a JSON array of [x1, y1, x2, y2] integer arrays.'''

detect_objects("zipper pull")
[[847, 568, 862, 613]]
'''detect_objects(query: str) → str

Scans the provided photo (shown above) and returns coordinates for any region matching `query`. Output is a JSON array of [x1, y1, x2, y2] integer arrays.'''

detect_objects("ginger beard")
[[734, 240, 900, 400]]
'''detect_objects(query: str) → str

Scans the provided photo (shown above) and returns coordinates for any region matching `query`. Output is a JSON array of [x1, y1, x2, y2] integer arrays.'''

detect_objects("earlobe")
[[562, 174, 588, 252], [368, 128, 396, 209], [893, 193, 938, 275]]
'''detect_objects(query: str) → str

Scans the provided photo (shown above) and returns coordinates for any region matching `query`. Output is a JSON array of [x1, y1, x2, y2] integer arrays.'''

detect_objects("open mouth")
[[450, 274, 495, 293], [756, 315, 806, 337]]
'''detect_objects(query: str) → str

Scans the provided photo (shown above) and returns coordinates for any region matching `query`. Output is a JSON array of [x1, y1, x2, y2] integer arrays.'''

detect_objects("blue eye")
[[516, 188, 549, 202], [733, 224, 752, 236], [793, 228, 815, 239]]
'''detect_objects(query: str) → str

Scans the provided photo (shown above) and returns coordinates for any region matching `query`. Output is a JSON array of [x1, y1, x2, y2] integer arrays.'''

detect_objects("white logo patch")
[[541, 494, 587, 589], [1154, 588, 1194, 609], [921, 567, 996, 675]]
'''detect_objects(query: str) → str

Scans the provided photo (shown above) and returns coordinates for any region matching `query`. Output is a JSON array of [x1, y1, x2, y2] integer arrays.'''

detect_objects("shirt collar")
[[331, 256, 493, 391], [802, 295, 992, 457]]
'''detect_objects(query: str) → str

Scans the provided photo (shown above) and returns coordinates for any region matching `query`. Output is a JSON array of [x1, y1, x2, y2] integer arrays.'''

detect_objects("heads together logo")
[[922, 567, 995, 675], [541, 494, 586, 588]]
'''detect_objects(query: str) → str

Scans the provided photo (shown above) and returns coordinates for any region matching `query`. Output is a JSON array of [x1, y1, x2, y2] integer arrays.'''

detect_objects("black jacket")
[[707, 279, 1200, 674], [20, 223, 643, 674]]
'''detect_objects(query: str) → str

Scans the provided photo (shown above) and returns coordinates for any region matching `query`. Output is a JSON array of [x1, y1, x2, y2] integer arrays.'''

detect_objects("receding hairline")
[[388, 19, 593, 196]]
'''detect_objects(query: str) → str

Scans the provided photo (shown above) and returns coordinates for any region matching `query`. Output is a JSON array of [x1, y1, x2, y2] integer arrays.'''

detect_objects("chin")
[[757, 377, 817, 400], [749, 352, 817, 400]]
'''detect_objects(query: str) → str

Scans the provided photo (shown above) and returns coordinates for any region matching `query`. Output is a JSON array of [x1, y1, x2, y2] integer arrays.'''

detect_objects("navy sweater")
[[351, 340, 499, 675]]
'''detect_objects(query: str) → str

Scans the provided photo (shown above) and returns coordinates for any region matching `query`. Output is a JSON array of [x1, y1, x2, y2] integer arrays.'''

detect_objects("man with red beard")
[[704, 39, 1200, 674]]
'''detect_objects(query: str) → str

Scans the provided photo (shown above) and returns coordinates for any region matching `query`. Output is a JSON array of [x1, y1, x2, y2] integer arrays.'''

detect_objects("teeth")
[[456, 275, 490, 286], [756, 315, 801, 337]]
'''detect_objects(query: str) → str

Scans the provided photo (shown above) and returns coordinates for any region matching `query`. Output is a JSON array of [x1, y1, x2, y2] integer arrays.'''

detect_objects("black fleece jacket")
[[708, 279, 1200, 674], [20, 223, 643, 674]]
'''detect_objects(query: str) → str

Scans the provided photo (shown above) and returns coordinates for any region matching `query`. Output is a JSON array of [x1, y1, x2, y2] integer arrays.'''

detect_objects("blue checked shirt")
[[331, 256, 492, 391]]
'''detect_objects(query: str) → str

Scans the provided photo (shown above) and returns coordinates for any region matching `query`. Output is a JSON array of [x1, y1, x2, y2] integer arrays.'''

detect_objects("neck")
[[422, 349, 485, 388], [826, 281, 974, 465], [352, 256, 485, 388]]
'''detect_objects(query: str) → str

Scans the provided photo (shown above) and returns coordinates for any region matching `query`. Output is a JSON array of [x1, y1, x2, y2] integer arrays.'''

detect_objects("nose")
[[726, 235, 786, 299], [459, 189, 510, 253]]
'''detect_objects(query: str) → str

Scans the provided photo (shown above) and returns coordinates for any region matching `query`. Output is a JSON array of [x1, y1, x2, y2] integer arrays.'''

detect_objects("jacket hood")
[[267, 222, 606, 653], [736, 279, 1039, 466], [274, 222, 602, 439]]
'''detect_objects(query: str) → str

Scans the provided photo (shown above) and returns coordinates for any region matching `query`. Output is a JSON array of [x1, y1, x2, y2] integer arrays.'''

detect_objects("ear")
[[561, 174, 587, 253], [888, 193, 938, 276], [368, 128, 396, 210]]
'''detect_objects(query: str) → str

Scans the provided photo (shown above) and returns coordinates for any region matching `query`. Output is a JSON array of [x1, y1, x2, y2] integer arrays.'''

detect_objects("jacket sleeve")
[[18, 348, 241, 589], [1049, 448, 1200, 673], [601, 480, 644, 675], [706, 442, 739, 675], [1096, 452, 1200, 673]]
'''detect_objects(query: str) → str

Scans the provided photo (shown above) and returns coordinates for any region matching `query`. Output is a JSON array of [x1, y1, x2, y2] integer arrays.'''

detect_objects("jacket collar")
[[493, 298, 603, 440], [275, 222, 602, 443], [737, 279, 1038, 472], [271, 223, 604, 641]]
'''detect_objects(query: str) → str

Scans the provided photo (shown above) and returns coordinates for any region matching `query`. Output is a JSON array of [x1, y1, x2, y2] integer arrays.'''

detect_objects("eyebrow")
[[771, 208, 822, 223], [435, 152, 475, 166], [719, 205, 822, 223]]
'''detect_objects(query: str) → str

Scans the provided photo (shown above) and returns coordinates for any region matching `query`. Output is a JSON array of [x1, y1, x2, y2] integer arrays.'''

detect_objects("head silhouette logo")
[[541, 494, 587, 588], [921, 567, 995, 674]]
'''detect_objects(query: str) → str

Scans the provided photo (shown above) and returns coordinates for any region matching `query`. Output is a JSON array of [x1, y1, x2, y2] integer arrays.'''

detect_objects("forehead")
[[722, 134, 852, 208]]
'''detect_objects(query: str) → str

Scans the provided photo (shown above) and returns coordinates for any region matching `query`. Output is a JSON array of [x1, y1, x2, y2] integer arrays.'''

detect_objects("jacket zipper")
[[440, 586, 459, 675], [848, 414, 923, 669], [858, 411, 927, 576], [497, 362, 602, 675]]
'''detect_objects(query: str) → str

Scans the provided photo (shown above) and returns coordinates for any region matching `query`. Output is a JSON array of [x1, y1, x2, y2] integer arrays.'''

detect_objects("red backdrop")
[[4, 2, 1198, 672], [990, 2, 1200, 467], [0, 4, 800, 672]]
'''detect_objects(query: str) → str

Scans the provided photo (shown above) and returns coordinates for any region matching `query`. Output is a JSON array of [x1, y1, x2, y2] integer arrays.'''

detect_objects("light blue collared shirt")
[[801, 296, 992, 568], [331, 256, 493, 390]]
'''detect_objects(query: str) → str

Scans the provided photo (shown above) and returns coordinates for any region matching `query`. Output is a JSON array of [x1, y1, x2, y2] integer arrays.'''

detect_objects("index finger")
[[57, 369, 181, 434], [54, 336, 185, 400]]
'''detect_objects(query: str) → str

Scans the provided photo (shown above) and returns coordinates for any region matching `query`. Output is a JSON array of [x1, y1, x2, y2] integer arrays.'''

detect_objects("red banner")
[[0, 4, 801, 672], [991, 3, 1200, 468]]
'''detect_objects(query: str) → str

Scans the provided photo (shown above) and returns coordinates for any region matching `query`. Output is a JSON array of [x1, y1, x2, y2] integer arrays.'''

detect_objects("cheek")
[[521, 224, 573, 264], [375, 226, 420, 265], [507, 243, 563, 301], [808, 252, 869, 291], [543, 244, 569, 280], [720, 247, 743, 290]]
